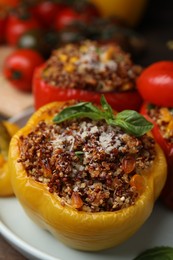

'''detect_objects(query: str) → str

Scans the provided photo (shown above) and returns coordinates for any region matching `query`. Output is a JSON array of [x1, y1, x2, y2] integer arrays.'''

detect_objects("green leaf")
[[113, 110, 153, 137], [133, 246, 173, 260], [53, 102, 104, 123], [53, 95, 153, 137], [100, 95, 114, 119]]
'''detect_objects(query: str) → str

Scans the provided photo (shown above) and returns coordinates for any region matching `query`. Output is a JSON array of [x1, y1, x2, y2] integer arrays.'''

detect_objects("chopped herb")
[[53, 95, 153, 137], [169, 107, 173, 114], [167, 40, 173, 50], [95, 47, 102, 55], [75, 151, 84, 156], [147, 103, 156, 110]]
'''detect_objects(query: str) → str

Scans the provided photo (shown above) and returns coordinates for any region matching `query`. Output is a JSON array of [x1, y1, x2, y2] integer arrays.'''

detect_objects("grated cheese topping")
[[42, 40, 142, 92], [18, 116, 155, 213]]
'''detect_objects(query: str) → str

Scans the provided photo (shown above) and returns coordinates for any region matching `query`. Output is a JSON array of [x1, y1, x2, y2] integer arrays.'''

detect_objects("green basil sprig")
[[53, 96, 153, 137], [133, 246, 173, 260]]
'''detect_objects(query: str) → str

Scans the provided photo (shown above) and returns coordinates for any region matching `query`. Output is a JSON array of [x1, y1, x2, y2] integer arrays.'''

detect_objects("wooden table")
[[0, 236, 27, 260], [1, 0, 173, 259], [0, 47, 33, 118]]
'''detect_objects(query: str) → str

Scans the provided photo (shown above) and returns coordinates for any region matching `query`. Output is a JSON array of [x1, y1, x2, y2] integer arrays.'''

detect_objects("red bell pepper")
[[33, 64, 142, 112], [141, 102, 173, 210]]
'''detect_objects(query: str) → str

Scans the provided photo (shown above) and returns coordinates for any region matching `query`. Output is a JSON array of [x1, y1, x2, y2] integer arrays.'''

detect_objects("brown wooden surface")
[[0, 0, 173, 259], [0, 236, 27, 260], [0, 47, 33, 118]]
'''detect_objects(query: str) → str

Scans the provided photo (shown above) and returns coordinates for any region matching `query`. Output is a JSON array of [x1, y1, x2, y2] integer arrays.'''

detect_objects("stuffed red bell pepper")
[[140, 104, 173, 210], [137, 61, 173, 210], [33, 40, 142, 111]]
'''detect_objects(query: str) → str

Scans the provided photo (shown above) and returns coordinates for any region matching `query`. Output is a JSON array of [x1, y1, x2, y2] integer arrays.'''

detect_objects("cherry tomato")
[[54, 6, 86, 31], [75, 2, 100, 18], [0, 15, 7, 43], [5, 12, 41, 46], [33, 64, 142, 112], [30, 1, 64, 29], [137, 61, 173, 107], [0, 0, 19, 8], [54, 2, 99, 32], [3, 49, 44, 92]]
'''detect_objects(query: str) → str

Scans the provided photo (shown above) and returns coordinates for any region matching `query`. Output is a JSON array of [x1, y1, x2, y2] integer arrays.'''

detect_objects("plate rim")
[[8, 106, 34, 124]]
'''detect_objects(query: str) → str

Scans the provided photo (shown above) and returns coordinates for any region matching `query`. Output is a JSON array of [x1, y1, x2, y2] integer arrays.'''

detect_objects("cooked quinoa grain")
[[148, 106, 173, 143], [42, 40, 142, 92], [18, 109, 155, 213]]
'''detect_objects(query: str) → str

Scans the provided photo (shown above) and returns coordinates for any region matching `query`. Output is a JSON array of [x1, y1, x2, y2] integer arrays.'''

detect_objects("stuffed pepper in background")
[[33, 40, 143, 112], [0, 121, 19, 196], [89, 0, 148, 27], [9, 97, 166, 251], [137, 61, 173, 210]]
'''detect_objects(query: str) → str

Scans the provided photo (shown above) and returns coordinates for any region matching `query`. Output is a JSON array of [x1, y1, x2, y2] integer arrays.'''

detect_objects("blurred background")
[[137, 0, 173, 65]]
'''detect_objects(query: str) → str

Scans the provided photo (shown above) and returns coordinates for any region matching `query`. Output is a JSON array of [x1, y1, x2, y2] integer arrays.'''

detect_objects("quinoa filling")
[[42, 40, 142, 92], [18, 118, 155, 213], [148, 106, 173, 143]]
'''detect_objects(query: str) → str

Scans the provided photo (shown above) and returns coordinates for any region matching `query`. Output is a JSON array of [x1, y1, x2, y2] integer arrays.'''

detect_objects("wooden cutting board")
[[0, 46, 34, 118]]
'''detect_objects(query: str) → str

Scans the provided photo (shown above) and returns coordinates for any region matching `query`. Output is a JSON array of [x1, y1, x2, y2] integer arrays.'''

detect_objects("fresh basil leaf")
[[100, 95, 114, 119], [53, 96, 153, 137], [53, 102, 103, 123], [114, 110, 153, 137], [133, 246, 173, 260]]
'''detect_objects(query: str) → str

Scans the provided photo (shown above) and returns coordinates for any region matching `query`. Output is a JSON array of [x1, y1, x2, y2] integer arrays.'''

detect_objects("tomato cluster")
[[1, 0, 100, 92], [137, 61, 173, 210], [1, 0, 146, 92], [1, 0, 100, 48]]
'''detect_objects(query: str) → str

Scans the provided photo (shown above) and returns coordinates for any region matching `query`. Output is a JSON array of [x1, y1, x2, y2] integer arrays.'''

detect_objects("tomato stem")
[[11, 70, 22, 80]]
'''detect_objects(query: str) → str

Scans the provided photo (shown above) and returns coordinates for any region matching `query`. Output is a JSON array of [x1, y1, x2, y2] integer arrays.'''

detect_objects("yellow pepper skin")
[[9, 102, 167, 251], [90, 0, 148, 27], [0, 121, 19, 197]]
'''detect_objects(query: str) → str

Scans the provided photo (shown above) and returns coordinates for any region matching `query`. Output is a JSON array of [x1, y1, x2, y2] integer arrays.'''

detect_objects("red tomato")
[[141, 102, 173, 210], [0, 0, 19, 8], [30, 1, 64, 28], [5, 13, 41, 46], [54, 7, 85, 31], [81, 2, 100, 18], [0, 15, 7, 43], [137, 61, 173, 107], [3, 49, 44, 92], [33, 64, 142, 112], [54, 3, 99, 31]]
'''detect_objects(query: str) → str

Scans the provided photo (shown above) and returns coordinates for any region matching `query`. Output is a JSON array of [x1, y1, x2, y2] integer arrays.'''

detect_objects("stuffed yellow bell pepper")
[[90, 0, 148, 27], [0, 121, 19, 196], [9, 97, 167, 251]]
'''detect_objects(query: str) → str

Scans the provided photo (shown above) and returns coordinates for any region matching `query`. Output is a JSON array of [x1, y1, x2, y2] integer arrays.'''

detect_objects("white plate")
[[0, 108, 173, 260]]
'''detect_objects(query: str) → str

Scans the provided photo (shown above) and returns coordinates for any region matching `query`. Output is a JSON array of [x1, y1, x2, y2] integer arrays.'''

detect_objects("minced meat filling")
[[18, 118, 155, 213], [42, 40, 142, 92], [148, 106, 173, 143]]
